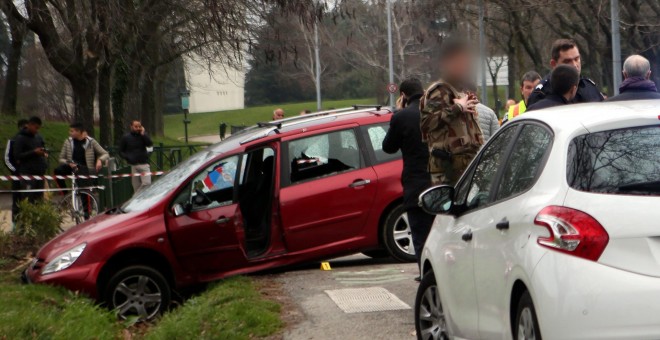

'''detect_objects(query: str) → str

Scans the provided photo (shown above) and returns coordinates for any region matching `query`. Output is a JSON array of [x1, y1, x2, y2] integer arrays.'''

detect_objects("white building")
[[183, 56, 245, 113]]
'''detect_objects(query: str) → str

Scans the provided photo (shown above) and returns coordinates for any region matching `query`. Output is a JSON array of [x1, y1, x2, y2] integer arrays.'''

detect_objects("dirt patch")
[[0, 234, 38, 272], [254, 274, 304, 340]]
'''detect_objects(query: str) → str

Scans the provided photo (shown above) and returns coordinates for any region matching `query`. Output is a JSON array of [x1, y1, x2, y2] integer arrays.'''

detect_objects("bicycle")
[[57, 162, 104, 229]]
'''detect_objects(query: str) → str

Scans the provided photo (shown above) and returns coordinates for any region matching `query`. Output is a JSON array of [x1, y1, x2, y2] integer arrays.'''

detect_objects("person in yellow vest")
[[502, 71, 542, 124]]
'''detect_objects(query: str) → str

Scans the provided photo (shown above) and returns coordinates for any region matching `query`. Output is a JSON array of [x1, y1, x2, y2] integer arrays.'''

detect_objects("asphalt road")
[[259, 254, 419, 340]]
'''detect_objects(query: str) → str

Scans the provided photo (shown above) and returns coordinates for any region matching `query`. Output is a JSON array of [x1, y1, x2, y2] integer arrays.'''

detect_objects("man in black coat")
[[383, 78, 433, 275], [4, 118, 28, 222], [608, 55, 660, 102], [528, 39, 604, 107], [12, 116, 48, 203], [119, 120, 154, 194]]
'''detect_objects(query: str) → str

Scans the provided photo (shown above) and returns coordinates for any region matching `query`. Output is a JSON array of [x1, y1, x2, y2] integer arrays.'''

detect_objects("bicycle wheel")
[[58, 191, 99, 230]]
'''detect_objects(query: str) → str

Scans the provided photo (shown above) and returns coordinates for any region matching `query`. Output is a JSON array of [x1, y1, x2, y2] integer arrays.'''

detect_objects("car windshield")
[[567, 125, 660, 196], [121, 151, 216, 212]]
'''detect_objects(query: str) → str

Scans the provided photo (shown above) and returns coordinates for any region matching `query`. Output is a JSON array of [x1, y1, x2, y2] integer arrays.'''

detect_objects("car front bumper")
[[532, 252, 660, 339], [23, 259, 99, 298]]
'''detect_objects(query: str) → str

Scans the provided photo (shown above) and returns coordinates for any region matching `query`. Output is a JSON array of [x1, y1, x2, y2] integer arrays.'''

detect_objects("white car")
[[415, 100, 660, 340]]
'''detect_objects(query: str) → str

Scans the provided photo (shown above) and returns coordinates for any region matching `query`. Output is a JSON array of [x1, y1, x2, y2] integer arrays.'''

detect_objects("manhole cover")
[[325, 287, 411, 313]]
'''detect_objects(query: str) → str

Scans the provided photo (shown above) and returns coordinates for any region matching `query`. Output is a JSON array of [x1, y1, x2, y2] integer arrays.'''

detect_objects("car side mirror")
[[172, 203, 187, 217], [419, 185, 455, 215]]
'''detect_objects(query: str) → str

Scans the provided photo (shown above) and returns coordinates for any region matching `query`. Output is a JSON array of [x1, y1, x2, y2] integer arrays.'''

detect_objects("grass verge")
[[146, 277, 282, 340], [0, 264, 282, 339], [163, 98, 376, 139]]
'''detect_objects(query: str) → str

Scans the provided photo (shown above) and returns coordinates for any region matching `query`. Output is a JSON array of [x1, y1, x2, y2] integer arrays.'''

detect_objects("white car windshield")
[[121, 151, 216, 213]]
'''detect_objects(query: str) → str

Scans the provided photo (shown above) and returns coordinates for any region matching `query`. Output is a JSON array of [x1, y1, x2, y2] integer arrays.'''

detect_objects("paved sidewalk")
[[0, 193, 11, 232], [262, 254, 419, 340]]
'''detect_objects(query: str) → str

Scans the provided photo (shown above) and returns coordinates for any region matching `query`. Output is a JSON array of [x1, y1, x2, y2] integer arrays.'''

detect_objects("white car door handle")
[[349, 179, 371, 188]]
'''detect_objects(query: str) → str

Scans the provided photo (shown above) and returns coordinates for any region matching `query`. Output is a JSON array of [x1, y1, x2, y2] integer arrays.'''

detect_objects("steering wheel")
[[194, 188, 212, 206]]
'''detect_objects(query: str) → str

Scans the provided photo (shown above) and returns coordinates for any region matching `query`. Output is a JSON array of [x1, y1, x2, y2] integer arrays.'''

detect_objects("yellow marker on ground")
[[321, 262, 332, 271]]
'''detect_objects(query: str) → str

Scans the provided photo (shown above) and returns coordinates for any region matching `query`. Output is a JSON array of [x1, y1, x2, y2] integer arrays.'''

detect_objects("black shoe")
[[414, 276, 421, 282]]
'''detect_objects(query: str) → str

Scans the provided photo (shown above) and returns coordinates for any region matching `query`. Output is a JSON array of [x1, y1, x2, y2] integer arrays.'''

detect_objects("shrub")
[[14, 200, 63, 244]]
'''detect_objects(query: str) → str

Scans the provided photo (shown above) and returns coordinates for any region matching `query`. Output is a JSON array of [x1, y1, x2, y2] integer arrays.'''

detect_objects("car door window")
[[462, 127, 517, 211], [496, 125, 552, 200], [288, 129, 361, 184], [190, 155, 239, 210], [364, 123, 400, 163]]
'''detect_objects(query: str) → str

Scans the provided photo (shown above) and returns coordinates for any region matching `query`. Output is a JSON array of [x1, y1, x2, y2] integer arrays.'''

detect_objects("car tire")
[[104, 265, 171, 321], [415, 271, 450, 340], [514, 291, 542, 340], [361, 249, 390, 259], [383, 204, 416, 262]]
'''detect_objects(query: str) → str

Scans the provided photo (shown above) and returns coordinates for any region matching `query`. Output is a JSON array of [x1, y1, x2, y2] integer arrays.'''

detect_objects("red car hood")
[[38, 210, 147, 260]]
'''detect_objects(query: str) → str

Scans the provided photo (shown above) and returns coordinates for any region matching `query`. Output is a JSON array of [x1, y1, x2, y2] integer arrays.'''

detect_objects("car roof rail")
[[241, 105, 391, 145]]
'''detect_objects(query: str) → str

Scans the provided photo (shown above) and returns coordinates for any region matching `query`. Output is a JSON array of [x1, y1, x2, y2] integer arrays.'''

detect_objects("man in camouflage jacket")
[[420, 40, 484, 186]]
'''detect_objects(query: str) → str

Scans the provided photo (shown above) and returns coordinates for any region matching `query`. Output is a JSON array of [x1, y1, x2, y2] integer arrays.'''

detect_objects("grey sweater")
[[476, 104, 500, 141]]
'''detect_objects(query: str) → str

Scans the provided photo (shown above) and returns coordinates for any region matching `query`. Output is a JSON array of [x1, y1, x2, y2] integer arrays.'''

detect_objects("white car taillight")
[[534, 206, 609, 261]]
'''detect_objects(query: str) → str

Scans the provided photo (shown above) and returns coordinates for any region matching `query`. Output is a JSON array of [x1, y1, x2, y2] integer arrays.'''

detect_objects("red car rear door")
[[279, 126, 378, 253]]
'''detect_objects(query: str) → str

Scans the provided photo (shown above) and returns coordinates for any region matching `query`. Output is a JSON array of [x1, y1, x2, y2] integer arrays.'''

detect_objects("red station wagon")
[[24, 106, 414, 320]]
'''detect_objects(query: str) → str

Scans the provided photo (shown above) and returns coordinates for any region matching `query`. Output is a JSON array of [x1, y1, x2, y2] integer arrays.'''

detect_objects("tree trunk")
[[1, 28, 24, 116], [98, 62, 113, 146], [112, 61, 129, 145], [71, 73, 97, 136], [140, 68, 156, 135]]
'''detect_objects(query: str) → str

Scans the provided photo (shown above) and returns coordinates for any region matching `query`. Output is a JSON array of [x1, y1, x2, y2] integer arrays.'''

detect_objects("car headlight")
[[42, 243, 87, 275]]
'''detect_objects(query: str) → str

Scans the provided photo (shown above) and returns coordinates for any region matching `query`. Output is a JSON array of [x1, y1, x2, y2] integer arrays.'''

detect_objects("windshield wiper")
[[617, 180, 660, 193]]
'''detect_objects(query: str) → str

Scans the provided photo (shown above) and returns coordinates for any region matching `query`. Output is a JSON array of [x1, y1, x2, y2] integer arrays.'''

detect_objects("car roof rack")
[[240, 105, 391, 145]]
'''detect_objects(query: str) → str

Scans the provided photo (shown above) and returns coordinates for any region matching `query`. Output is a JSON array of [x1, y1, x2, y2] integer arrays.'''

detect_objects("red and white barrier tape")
[[0, 186, 105, 193], [0, 171, 166, 181]]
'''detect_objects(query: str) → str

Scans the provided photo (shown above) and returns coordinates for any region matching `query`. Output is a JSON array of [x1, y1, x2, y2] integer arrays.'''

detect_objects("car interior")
[[289, 130, 360, 184], [238, 148, 276, 258]]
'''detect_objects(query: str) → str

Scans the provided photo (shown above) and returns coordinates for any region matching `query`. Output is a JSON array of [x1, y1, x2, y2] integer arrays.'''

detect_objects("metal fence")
[[1, 143, 209, 210]]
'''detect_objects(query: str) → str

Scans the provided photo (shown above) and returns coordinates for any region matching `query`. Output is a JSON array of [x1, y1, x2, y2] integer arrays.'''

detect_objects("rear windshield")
[[567, 125, 660, 196]]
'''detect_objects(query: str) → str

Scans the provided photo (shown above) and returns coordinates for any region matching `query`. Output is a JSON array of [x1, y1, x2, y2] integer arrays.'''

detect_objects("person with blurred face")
[[54, 123, 109, 193], [420, 38, 484, 186], [527, 39, 603, 107], [119, 120, 154, 194], [273, 108, 285, 120], [502, 71, 542, 124]]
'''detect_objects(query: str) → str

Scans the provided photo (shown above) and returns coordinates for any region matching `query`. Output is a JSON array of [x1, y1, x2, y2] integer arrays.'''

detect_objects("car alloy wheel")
[[415, 272, 449, 340], [105, 266, 171, 321], [393, 212, 415, 256], [515, 291, 541, 340], [383, 205, 417, 262]]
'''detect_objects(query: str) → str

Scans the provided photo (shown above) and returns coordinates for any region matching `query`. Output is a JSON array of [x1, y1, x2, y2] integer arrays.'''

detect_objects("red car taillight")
[[534, 206, 609, 261]]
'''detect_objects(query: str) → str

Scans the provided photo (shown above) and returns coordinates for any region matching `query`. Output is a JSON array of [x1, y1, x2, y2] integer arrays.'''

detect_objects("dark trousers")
[[407, 206, 435, 266], [54, 164, 91, 193], [11, 172, 20, 223], [19, 178, 44, 204]]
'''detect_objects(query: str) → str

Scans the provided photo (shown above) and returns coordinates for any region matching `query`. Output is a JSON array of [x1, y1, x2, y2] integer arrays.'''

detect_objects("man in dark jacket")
[[608, 55, 660, 102], [528, 65, 579, 111], [4, 118, 28, 222], [119, 120, 154, 194], [12, 116, 48, 203], [383, 78, 433, 276], [528, 39, 604, 106]]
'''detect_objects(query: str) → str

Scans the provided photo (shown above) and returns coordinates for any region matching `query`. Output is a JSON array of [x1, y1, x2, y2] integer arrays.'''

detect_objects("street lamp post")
[[386, 0, 395, 107], [478, 0, 488, 106], [611, 0, 622, 95], [180, 89, 191, 144]]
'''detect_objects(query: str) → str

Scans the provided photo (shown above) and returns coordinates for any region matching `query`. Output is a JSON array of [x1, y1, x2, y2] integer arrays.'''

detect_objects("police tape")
[[0, 171, 167, 181], [0, 186, 105, 193]]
